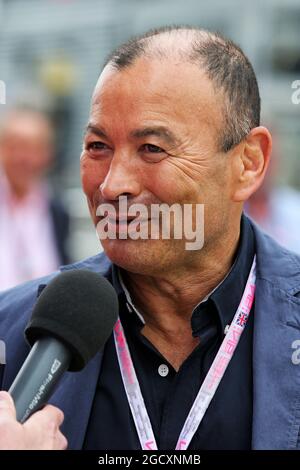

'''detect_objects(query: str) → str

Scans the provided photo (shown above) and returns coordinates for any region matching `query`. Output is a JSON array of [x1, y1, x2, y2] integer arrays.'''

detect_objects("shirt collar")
[[111, 213, 255, 334], [111, 264, 145, 325], [191, 214, 255, 336]]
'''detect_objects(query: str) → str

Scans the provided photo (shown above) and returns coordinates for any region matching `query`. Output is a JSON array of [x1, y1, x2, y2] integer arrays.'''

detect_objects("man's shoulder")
[[0, 251, 112, 337], [59, 251, 111, 275], [0, 251, 112, 388], [251, 218, 300, 296]]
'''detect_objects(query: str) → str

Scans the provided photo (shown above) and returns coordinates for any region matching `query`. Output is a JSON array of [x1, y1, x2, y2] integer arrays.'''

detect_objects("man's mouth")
[[98, 212, 149, 223], [107, 216, 150, 226], [97, 213, 150, 235], [108, 214, 137, 223]]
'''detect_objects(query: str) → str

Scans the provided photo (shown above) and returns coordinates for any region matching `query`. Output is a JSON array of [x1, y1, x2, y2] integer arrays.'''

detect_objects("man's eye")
[[86, 142, 108, 151], [141, 144, 164, 153]]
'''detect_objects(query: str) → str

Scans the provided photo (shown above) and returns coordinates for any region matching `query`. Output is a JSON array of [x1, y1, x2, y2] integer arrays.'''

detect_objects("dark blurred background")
[[0, 0, 299, 289]]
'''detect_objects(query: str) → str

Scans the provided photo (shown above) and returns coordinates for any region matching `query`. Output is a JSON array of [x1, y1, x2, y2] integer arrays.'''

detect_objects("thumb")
[[0, 391, 17, 419]]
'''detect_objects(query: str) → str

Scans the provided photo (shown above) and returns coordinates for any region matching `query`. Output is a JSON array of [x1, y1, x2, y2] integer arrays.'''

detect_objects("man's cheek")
[[81, 178, 93, 199], [80, 167, 101, 196], [86, 198, 98, 226]]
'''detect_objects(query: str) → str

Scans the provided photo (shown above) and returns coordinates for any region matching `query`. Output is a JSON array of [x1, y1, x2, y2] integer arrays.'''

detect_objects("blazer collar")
[[251, 220, 300, 449], [251, 277, 300, 449], [252, 218, 300, 296]]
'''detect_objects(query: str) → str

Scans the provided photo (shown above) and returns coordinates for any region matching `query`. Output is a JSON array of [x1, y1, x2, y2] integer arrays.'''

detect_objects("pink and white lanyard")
[[113, 256, 256, 450]]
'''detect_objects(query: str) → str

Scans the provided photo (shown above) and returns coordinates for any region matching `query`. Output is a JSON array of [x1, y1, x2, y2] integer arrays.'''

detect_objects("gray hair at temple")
[[104, 25, 260, 153]]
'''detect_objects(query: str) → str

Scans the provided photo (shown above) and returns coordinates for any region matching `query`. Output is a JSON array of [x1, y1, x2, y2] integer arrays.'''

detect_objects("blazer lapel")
[[49, 350, 103, 450], [252, 277, 300, 449]]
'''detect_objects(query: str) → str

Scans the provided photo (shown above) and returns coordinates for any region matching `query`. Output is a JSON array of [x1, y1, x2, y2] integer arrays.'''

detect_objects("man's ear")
[[231, 126, 272, 202]]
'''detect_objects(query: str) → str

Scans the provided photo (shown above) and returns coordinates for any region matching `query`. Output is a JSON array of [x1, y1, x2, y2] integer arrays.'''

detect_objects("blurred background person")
[[246, 176, 300, 255], [246, 131, 300, 254], [0, 108, 70, 291]]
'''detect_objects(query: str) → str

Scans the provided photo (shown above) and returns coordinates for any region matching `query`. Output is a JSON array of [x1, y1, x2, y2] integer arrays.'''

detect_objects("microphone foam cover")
[[25, 270, 118, 371]]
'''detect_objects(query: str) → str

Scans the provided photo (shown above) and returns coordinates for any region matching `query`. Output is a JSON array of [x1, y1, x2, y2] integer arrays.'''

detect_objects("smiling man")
[[0, 26, 300, 451]]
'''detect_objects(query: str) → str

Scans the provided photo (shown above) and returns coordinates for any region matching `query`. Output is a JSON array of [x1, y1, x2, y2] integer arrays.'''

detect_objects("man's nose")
[[99, 155, 142, 200]]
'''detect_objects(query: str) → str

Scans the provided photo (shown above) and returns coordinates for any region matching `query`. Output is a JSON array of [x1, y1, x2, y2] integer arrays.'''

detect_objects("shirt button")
[[158, 364, 169, 377]]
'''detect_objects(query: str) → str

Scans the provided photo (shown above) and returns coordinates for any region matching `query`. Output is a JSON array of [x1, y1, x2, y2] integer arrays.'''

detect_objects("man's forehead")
[[89, 58, 223, 143], [92, 58, 217, 106], [93, 64, 117, 96]]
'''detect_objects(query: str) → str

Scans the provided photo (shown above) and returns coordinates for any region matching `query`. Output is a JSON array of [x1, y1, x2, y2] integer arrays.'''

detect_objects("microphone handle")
[[9, 337, 71, 423]]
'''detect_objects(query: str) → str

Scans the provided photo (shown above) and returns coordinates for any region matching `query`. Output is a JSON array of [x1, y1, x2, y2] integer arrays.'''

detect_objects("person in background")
[[0, 108, 70, 291], [246, 144, 300, 254]]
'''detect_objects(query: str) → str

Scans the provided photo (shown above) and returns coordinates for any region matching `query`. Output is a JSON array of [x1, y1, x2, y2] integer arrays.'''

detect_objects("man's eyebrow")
[[84, 124, 178, 146], [130, 127, 178, 145], [84, 124, 107, 139]]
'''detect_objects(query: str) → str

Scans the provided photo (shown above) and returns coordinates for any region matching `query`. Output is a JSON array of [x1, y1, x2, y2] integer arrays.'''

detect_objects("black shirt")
[[84, 215, 255, 450]]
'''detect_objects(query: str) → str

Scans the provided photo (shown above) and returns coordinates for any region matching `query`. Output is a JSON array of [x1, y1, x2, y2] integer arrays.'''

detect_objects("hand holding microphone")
[[1, 270, 118, 449], [0, 391, 67, 450]]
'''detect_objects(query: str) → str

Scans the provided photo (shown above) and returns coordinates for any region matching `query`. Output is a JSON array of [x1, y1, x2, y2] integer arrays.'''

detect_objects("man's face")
[[81, 58, 236, 275]]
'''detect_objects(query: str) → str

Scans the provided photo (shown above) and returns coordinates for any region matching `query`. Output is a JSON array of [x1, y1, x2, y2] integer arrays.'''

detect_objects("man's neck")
[[121, 226, 241, 369]]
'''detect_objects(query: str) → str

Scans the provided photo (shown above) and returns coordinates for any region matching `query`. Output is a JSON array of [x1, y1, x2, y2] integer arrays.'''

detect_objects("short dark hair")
[[104, 26, 260, 152]]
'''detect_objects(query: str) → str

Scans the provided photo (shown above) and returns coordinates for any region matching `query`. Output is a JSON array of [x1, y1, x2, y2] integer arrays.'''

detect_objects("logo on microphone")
[[0, 340, 5, 365], [51, 358, 62, 374]]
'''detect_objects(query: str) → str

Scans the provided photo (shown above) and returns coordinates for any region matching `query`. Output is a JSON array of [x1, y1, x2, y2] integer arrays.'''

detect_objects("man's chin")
[[99, 238, 170, 275]]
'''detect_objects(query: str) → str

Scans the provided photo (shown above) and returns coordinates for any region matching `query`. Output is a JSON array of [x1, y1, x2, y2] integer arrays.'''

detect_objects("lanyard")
[[113, 256, 256, 450]]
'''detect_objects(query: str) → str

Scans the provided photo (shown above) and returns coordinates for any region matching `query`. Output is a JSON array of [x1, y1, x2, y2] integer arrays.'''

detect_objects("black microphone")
[[8, 269, 118, 423]]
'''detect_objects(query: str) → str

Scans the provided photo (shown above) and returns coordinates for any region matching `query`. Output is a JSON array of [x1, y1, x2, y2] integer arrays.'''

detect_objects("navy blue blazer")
[[0, 219, 300, 450]]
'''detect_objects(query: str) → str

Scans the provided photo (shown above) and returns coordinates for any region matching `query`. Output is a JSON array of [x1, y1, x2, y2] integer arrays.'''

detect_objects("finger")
[[26, 404, 64, 429], [54, 430, 68, 450], [0, 391, 17, 420]]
